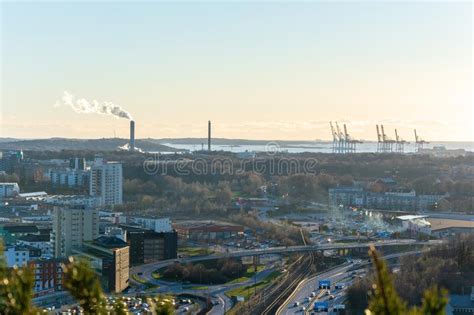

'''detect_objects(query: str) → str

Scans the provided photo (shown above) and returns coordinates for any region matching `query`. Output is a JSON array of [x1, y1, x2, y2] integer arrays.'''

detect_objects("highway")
[[276, 251, 421, 315], [127, 240, 436, 314], [130, 239, 440, 286]]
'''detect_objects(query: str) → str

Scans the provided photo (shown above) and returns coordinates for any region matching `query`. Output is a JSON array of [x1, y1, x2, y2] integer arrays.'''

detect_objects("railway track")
[[258, 231, 314, 315], [259, 252, 315, 315]]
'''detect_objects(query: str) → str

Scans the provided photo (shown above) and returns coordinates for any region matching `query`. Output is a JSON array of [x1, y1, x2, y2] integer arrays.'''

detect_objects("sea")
[[159, 141, 474, 154]]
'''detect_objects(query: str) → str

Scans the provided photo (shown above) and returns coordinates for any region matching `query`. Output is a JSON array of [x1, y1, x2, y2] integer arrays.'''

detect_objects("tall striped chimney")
[[130, 120, 135, 151]]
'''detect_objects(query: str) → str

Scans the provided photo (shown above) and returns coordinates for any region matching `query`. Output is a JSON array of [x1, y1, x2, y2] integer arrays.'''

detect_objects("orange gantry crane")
[[414, 129, 428, 152], [330, 122, 362, 153]]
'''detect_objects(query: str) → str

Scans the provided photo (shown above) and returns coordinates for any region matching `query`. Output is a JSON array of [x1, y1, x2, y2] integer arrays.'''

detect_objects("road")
[[130, 261, 279, 315], [277, 263, 353, 315], [277, 251, 421, 315], [130, 239, 439, 285], [128, 241, 434, 314]]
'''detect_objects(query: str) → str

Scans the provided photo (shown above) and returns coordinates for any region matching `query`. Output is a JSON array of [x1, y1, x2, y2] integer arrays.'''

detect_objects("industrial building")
[[428, 218, 474, 238], [395, 215, 432, 236], [329, 186, 447, 211], [173, 221, 244, 241]]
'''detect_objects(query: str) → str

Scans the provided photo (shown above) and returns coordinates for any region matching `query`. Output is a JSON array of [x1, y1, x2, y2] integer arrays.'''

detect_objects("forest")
[[347, 234, 474, 313], [7, 150, 474, 215]]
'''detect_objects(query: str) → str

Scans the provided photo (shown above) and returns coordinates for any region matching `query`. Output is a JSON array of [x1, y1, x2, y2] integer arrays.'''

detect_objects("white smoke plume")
[[58, 91, 132, 120]]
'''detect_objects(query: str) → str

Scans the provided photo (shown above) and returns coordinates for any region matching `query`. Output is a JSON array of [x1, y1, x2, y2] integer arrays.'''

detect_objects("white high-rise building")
[[89, 157, 123, 207], [52, 207, 99, 258]]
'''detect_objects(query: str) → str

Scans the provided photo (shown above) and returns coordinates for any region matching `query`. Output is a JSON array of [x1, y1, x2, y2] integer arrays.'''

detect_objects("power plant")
[[330, 122, 362, 153], [129, 120, 135, 151]]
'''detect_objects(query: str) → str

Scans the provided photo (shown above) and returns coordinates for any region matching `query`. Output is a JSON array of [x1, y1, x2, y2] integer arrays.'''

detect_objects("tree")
[[62, 257, 107, 314], [366, 246, 448, 315], [0, 242, 177, 314], [0, 242, 38, 315]]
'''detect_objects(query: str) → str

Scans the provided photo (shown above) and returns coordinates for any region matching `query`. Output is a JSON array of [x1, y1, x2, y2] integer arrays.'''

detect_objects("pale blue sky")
[[1, 1, 472, 140]]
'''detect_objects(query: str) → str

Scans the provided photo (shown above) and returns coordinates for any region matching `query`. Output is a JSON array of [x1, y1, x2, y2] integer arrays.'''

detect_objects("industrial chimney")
[[129, 120, 135, 151], [208, 120, 211, 151]]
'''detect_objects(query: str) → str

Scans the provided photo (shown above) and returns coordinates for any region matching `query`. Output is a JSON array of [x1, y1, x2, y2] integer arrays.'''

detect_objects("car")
[[310, 292, 316, 297], [300, 306, 306, 311], [329, 295, 335, 300], [294, 301, 300, 307], [306, 297, 311, 302]]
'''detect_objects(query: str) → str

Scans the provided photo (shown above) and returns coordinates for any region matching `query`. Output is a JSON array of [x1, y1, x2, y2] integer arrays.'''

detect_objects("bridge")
[[130, 239, 441, 284]]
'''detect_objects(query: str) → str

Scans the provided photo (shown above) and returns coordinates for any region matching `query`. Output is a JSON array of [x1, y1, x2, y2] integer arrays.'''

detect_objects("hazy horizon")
[[1, 2, 472, 141]]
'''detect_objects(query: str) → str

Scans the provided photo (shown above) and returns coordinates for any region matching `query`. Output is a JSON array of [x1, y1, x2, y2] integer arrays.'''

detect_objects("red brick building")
[[29, 258, 67, 297]]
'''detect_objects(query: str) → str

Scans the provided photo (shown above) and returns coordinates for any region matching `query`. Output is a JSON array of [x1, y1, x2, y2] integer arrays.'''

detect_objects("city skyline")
[[1, 1, 472, 141]]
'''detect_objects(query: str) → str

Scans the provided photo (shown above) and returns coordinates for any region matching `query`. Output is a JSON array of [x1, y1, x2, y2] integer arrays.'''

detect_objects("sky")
[[1, 1, 472, 141]]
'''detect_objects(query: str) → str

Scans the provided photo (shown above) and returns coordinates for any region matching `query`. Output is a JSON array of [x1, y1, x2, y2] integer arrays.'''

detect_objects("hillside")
[[0, 138, 184, 152]]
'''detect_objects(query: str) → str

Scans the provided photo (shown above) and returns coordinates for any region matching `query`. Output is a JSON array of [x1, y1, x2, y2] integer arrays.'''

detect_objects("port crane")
[[330, 122, 362, 153], [394, 129, 408, 153], [414, 129, 428, 152]]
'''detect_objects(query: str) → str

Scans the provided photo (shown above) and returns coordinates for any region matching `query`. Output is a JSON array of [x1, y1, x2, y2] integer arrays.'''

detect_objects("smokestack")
[[208, 120, 211, 151], [130, 120, 135, 151]]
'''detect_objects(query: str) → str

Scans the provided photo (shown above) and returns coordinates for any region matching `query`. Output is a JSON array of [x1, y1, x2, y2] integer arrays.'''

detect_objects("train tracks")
[[259, 252, 315, 315]]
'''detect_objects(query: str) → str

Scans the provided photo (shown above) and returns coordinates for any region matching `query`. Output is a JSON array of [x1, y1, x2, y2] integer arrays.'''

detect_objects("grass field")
[[178, 247, 214, 257], [225, 271, 281, 300], [187, 285, 210, 290], [151, 271, 162, 280], [226, 265, 265, 284], [131, 274, 159, 289]]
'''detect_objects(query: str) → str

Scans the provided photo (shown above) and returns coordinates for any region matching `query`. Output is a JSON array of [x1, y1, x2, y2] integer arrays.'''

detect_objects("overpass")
[[130, 239, 441, 283]]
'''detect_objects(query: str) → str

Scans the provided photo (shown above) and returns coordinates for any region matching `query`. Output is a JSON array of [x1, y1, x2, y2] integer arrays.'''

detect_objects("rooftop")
[[174, 221, 244, 233], [2, 224, 39, 234], [396, 215, 429, 221], [93, 236, 128, 248], [428, 218, 474, 231], [18, 234, 50, 242], [18, 191, 47, 198], [449, 294, 474, 309]]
